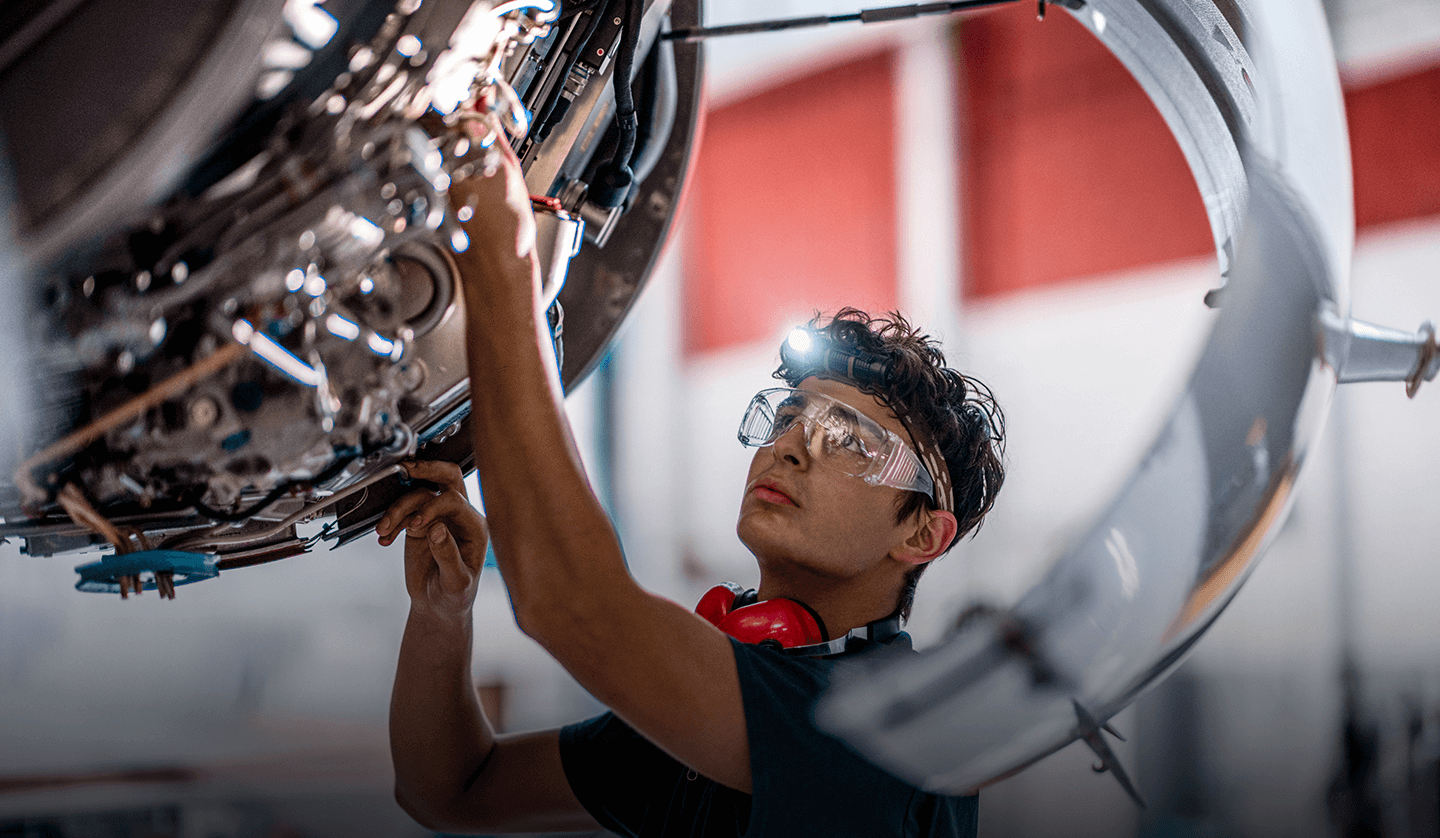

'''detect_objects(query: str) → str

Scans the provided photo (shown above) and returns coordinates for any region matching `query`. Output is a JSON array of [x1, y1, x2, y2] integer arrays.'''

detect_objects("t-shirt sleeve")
[[559, 711, 668, 837]]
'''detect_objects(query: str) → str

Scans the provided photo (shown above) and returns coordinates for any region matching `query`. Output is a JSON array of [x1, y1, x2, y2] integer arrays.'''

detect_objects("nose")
[[770, 420, 812, 468]]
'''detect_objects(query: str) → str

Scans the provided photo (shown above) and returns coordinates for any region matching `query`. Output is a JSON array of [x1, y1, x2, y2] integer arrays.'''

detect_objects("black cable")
[[661, 0, 1017, 42], [588, 0, 643, 207], [188, 446, 363, 522], [558, 0, 603, 20], [629, 17, 661, 170], [531, 0, 617, 140], [609, 0, 642, 168]]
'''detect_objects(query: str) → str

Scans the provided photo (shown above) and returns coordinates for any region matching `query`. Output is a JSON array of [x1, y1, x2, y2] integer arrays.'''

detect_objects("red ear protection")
[[695, 583, 828, 649]]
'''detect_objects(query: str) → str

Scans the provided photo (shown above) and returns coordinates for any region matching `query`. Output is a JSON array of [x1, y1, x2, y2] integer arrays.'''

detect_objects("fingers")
[[401, 460, 467, 498], [405, 492, 486, 546], [425, 523, 471, 594], [382, 490, 486, 551], [376, 486, 441, 545], [449, 137, 538, 267]]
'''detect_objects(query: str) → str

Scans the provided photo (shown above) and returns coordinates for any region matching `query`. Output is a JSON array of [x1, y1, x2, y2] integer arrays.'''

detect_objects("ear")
[[891, 509, 958, 566]]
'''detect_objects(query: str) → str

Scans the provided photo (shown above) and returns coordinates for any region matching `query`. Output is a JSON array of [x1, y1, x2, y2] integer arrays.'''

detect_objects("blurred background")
[[3, 0, 1440, 835]]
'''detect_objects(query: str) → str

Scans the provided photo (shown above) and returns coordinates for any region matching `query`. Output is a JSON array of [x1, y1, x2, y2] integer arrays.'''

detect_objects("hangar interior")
[[2, 0, 1439, 836]]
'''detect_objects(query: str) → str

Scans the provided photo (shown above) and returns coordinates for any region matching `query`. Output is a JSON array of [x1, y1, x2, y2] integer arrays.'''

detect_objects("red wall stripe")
[[683, 51, 900, 356], [1348, 63, 1440, 230], [959, 5, 1440, 300], [958, 6, 1214, 299]]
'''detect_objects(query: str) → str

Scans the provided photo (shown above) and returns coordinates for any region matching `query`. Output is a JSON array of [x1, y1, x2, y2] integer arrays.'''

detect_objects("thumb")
[[428, 523, 470, 593]]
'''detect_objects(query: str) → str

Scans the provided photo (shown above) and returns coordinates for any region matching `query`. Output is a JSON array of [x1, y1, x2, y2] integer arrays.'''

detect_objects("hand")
[[449, 132, 540, 300], [377, 460, 488, 619]]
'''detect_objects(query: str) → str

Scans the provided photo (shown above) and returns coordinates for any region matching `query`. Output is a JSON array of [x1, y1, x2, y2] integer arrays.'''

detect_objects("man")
[[378, 140, 1005, 836]]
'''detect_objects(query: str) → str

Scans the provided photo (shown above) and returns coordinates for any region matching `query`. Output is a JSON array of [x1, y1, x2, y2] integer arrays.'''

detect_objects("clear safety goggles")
[[738, 388, 935, 497]]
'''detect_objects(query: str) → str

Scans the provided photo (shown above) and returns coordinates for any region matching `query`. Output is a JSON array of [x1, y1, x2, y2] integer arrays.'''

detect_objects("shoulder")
[[730, 632, 918, 694], [734, 635, 978, 836]]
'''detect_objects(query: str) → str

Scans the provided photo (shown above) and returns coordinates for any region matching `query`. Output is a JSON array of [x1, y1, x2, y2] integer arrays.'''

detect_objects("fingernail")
[[429, 525, 445, 543]]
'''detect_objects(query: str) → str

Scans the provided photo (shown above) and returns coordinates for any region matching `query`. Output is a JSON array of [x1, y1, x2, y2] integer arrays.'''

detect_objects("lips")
[[752, 479, 798, 507]]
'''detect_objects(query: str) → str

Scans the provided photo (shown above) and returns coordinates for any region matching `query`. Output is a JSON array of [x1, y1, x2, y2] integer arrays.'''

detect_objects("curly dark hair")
[[773, 308, 1006, 621]]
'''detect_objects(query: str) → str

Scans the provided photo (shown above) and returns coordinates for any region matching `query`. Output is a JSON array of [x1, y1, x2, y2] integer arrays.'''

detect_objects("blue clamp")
[[74, 550, 219, 594]]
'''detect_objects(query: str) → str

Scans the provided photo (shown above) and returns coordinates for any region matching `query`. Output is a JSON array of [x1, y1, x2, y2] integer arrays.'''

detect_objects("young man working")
[[378, 141, 1005, 836]]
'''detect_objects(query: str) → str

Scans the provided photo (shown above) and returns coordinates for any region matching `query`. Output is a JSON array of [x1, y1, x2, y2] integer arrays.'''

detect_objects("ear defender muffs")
[[695, 583, 829, 649]]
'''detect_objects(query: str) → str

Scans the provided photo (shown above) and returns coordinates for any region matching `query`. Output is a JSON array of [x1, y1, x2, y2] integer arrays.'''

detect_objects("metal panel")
[[820, 0, 1357, 794]]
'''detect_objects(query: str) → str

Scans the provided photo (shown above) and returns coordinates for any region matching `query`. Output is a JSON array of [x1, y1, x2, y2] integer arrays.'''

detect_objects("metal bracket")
[[1322, 309, 1440, 398], [1071, 699, 1146, 808]]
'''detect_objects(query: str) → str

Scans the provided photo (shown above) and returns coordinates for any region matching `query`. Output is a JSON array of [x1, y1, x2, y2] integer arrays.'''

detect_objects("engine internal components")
[[0, 0, 705, 582]]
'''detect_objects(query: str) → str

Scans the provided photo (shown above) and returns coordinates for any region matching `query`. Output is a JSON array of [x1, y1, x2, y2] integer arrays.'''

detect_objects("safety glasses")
[[738, 388, 935, 497]]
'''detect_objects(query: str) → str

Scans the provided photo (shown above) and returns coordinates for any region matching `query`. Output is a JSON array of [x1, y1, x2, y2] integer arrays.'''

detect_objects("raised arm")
[[441, 142, 753, 789]]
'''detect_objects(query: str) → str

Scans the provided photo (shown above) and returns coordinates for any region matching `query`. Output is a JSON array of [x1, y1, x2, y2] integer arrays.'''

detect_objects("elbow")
[[511, 568, 632, 647], [511, 601, 555, 648], [513, 594, 600, 652], [394, 784, 474, 834], [394, 784, 443, 832]]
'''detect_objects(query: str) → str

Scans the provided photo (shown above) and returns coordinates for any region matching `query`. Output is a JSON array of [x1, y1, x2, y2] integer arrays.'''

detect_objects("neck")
[[755, 561, 905, 637]]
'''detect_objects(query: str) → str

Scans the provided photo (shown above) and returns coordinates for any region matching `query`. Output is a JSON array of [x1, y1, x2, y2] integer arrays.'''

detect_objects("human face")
[[736, 376, 920, 583]]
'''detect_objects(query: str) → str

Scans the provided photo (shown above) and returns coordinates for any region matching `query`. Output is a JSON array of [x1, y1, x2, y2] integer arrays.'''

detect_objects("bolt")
[[188, 397, 220, 429]]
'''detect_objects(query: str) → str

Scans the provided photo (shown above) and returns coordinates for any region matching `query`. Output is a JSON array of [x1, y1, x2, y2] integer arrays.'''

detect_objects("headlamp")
[[780, 327, 892, 388], [776, 324, 955, 514]]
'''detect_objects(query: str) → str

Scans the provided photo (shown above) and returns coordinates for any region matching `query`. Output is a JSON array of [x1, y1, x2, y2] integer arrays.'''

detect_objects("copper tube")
[[13, 342, 248, 506]]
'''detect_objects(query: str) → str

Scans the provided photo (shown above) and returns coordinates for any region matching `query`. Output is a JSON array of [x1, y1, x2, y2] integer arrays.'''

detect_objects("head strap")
[[780, 613, 904, 657], [898, 417, 954, 515]]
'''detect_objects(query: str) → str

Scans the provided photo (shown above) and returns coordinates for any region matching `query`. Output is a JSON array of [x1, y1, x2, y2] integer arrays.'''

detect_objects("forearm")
[[454, 250, 632, 635], [389, 607, 495, 824]]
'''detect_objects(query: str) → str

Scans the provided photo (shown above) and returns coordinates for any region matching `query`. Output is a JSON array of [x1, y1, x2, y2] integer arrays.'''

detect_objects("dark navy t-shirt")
[[558, 635, 979, 837]]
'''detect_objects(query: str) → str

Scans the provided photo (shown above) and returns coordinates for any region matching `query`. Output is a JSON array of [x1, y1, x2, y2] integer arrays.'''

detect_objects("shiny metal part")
[[1324, 310, 1440, 397], [1, 0, 702, 568], [533, 204, 585, 307], [1072, 699, 1144, 808], [166, 464, 405, 552], [820, 0, 1375, 797]]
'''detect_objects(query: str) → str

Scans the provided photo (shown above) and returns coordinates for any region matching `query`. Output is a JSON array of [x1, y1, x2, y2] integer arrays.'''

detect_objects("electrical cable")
[[187, 444, 365, 522], [627, 28, 676, 188], [661, 0, 1018, 42], [588, 0, 643, 207], [530, 0, 616, 140], [610, 0, 642, 167]]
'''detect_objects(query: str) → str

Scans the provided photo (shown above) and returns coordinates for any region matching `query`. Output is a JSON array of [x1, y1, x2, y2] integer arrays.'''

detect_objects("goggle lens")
[[737, 388, 933, 498]]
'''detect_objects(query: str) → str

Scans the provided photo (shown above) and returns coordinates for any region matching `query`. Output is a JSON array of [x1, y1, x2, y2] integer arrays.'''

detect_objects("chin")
[[736, 513, 795, 563]]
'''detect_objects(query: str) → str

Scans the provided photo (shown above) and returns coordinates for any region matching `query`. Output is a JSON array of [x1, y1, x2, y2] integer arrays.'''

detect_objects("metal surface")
[[0, 0, 703, 572], [1325, 312, 1440, 396], [556, 0, 704, 386], [820, 0, 1363, 794]]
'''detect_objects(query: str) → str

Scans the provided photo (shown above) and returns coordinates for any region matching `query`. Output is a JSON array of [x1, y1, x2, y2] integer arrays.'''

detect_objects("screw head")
[[188, 397, 220, 429]]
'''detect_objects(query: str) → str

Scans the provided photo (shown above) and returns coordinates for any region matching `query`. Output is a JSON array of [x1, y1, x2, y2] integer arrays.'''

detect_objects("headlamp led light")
[[781, 327, 893, 389], [775, 326, 955, 515]]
